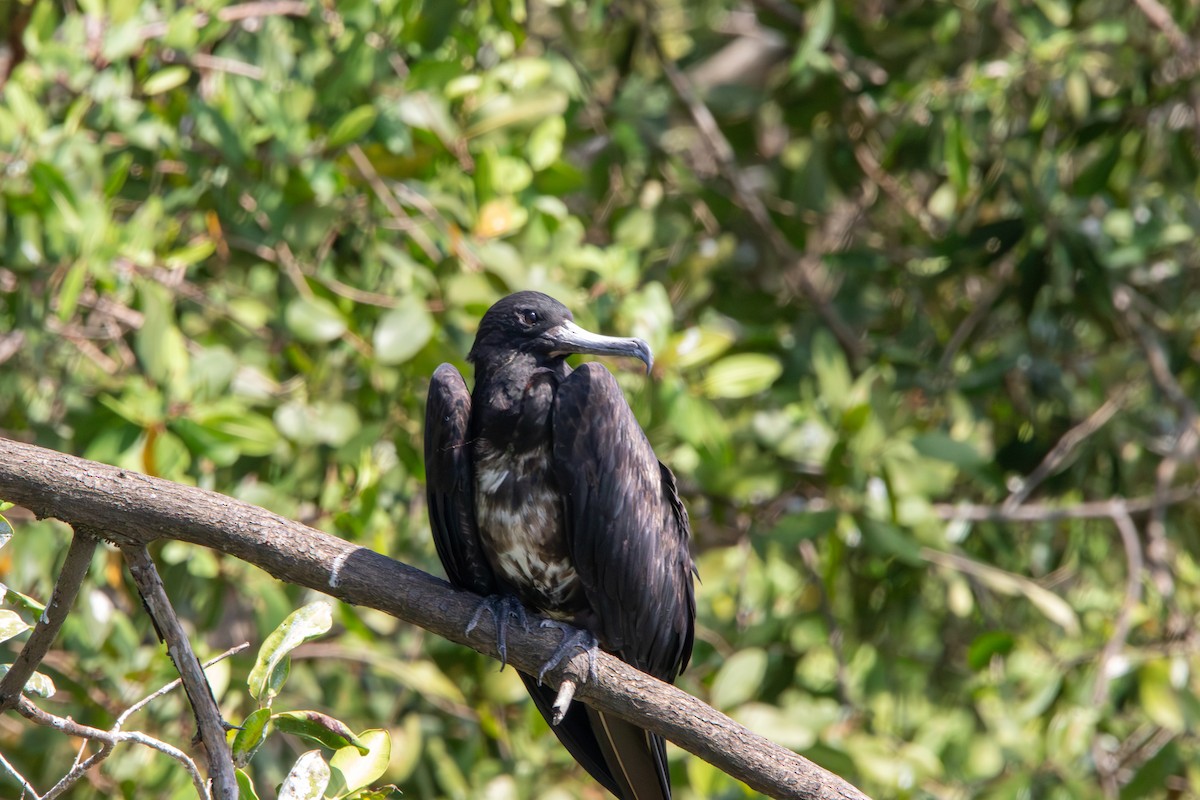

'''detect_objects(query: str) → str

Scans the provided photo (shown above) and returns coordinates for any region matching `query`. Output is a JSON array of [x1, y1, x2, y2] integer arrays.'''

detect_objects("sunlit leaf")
[[248, 602, 333, 703], [373, 297, 434, 365], [710, 647, 767, 709], [277, 750, 330, 800], [286, 296, 347, 343], [0, 610, 31, 643], [327, 729, 391, 796], [328, 105, 379, 149], [701, 354, 783, 399]]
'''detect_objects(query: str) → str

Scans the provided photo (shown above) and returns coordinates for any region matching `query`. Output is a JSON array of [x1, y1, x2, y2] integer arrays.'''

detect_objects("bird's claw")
[[466, 595, 530, 670], [535, 619, 599, 686]]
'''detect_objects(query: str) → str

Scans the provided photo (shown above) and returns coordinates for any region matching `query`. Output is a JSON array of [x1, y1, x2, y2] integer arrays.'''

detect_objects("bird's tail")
[[586, 707, 671, 800]]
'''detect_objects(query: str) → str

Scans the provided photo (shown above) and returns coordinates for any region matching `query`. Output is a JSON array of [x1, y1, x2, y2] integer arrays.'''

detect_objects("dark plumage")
[[424, 291, 696, 800]]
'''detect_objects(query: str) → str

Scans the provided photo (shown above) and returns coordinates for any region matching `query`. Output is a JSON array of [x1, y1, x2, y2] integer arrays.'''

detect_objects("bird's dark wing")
[[552, 362, 695, 679], [549, 361, 696, 800], [424, 363, 494, 595]]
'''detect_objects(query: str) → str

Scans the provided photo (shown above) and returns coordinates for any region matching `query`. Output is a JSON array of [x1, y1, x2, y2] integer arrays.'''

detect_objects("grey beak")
[[546, 320, 654, 375]]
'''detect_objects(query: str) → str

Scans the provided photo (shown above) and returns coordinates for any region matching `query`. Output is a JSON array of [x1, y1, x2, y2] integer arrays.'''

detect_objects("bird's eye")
[[517, 309, 539, 327]]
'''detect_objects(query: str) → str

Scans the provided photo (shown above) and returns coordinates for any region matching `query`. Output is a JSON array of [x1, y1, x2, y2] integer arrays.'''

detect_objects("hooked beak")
[[545, 320, 654, 375]]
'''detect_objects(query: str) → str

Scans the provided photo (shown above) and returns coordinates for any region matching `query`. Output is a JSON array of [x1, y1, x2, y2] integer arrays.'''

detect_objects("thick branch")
[[0, 437, 870, 800], [0, 530, 96, 713]]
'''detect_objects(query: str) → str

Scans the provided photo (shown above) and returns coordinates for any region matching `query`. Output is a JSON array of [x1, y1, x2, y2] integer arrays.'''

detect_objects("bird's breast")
[[473, 443, 581, 614]]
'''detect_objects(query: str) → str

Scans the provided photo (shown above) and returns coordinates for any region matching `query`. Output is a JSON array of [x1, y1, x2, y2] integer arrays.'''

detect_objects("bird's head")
[[468, 291, 653, 374]]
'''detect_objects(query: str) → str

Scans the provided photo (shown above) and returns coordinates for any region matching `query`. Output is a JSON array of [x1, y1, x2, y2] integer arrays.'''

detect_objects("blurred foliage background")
[[2, 0, 1200, 797]]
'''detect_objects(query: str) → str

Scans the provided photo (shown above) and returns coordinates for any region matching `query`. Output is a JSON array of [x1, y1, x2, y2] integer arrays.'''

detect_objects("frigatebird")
[[424, 291, 696, 800]]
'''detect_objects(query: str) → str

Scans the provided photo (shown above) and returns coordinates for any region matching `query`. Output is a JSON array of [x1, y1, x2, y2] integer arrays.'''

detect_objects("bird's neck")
[[471, 355, 567, 449]]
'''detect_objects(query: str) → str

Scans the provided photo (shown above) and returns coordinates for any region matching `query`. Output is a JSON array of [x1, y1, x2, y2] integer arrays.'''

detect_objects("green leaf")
[[286, 296, 347, 343], [373, 297, 434, 365], [248, 601, 333, 703], [274, 711, 368, 754], [236, 768, 261, 800], [858, 517, 924, 565], [710, 647, 768, 709], [614, 209, 655, 251], [328, 729, 391, 797], [1138, 660, 1184, 732], [701, 354, 783, 399], [232, 707, 273, 767], [278, 750, 330, 800], [136, 282, 191, 392], [143, 66, 191, 96], [328, 105, 379, 149], [966, 631, 1015, 670], [811, 330, 851, 409], [0, 665, 56, 697], [911, 433, 986, 468], [527, 116, 565, 171], [0, 584, 45, 615], [274, 401, 361, 447], [0, 610, 31, 643]]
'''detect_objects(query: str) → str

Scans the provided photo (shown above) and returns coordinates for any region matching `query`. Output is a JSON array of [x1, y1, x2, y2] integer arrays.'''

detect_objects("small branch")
[[1092, 506, 1146, 798], [936, 251, 1018, 376], [42, 744, 114, 800], [1092, 506, 1144, 708], [0, 748, 41, 800], [0, 530, 97, 713], [116, 643, 250, 731], [1131, 0, 1192, 56], [346, 144, 442, 264], [0, 437, 870, 800], [38, 643, 248, 800], [934, 483, 1199, 523], [16, 697, 209, 800], [1002, 388, 1128, 510], [1113, 285, 1200, 599], [123, 545, 238, 800]]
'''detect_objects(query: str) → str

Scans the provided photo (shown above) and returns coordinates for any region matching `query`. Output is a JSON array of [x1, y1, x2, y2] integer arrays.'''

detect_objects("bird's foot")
[[535, 619, 599, 685], [465, 594, 530, 670], [536, 620, 599, 726]]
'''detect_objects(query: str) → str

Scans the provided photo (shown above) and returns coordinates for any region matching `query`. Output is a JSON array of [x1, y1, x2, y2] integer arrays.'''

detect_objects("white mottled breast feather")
[[474, 444, 579, 608]]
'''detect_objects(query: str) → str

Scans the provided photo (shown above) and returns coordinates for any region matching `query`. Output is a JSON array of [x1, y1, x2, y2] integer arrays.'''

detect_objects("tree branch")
[[123, 544, 238, 800], [0, 436, 871, 800], [0, 529, 96, 713], [15, 696, 209, 800]]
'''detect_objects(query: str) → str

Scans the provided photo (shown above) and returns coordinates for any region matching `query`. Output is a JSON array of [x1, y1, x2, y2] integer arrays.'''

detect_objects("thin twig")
[[1131, 0, 1192, 56], [1091, 507, 1146, 798], [1002, 388, 1128, 510], [1092, 506, 1144, 708], [798, 540, 853, 706], [1113, 284, 1199, 599], [346, 144, 442, 263], [17, 697, 209, 800], [123, 545, 237, 800], [116, 643, 251, 731], [0, 531, 97, 713], [934, 482, 1200, 522], [936, 251, 1018, 375], [0, 748, 41, 800]]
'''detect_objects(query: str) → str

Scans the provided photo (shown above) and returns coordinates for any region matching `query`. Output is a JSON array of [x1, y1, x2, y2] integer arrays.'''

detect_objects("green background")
[[2, 0, 1200, 797]]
